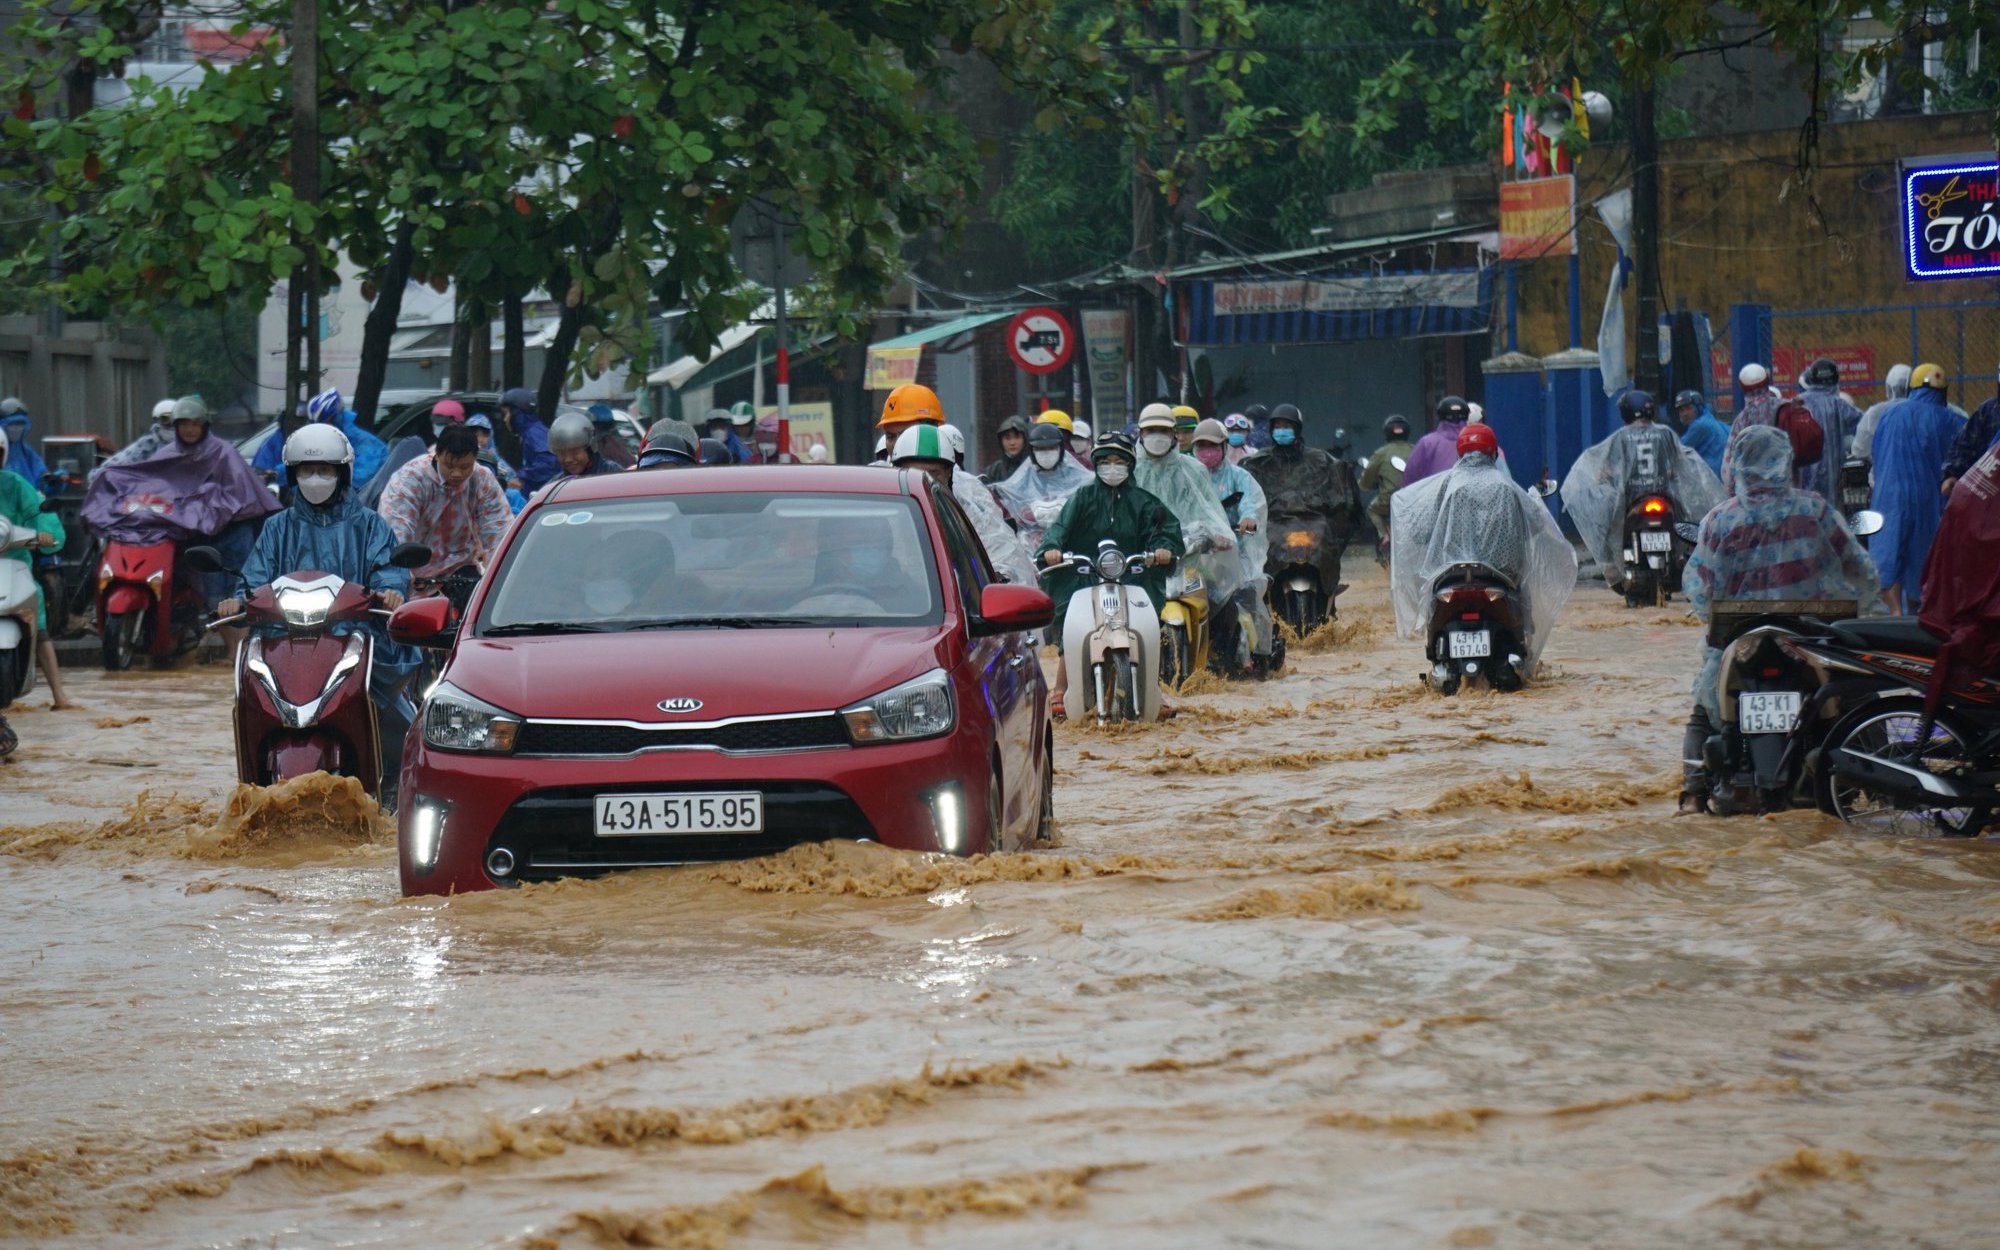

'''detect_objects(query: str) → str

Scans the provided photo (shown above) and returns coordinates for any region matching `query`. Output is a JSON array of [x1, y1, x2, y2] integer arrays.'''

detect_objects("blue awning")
[[1181, 268, 1493, 346]]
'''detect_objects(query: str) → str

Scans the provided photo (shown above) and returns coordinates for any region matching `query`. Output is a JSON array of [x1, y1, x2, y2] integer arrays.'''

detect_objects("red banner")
[[1499, 176, 1574, 260]]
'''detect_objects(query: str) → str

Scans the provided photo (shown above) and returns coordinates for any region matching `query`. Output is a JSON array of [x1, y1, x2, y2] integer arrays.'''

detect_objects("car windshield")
[[479, 492, 942, 633]]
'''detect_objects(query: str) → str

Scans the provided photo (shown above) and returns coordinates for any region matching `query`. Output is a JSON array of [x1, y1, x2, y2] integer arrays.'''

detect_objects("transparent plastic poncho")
[[1559, 424, 1725, 574], [1134, 447, 1241, 600], [951, 467, 1040, 587], [994, 455, 1093, 555], [1390, 453, 1579, 670]]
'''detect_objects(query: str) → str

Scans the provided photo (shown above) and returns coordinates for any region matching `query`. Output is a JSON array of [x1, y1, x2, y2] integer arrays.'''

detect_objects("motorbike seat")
[[1826, 616, 1942, 654], [1430, 562, 1518, 593]]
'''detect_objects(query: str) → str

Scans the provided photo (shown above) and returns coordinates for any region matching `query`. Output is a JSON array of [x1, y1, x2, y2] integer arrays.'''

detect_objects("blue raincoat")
[[1866, 386, 1963, 605], [511, 413, 559, 492], [253, 411, 388, 492], [1, 412, 48, 487], [1680, 404, 1730, 476]]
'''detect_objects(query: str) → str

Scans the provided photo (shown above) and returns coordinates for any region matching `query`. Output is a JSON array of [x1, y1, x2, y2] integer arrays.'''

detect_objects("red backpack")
[[1773, 399, 1824, 470]]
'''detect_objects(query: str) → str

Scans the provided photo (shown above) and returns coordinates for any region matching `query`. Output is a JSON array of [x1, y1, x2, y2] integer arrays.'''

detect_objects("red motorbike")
[[192, 542, 429, 791], [97, 536, 208, 670]]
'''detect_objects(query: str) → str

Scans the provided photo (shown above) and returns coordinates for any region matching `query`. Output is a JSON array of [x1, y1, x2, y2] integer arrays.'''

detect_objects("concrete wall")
[[0, 317, 169, 448]]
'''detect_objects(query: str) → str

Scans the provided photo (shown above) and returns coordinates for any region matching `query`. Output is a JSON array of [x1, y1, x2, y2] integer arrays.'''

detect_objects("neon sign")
[[1905, 161, 2000, 281]]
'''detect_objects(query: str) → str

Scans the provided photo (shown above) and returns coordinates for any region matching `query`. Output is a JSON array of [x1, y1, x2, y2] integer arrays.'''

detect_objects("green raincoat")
[[1, 469, 62, 632], [1038, 478, 1184, 628]]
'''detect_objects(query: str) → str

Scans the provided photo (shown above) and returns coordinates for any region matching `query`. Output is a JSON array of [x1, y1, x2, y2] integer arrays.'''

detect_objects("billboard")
[[1499, 175, 1575, 260], [1905, 160, 2000, 281]]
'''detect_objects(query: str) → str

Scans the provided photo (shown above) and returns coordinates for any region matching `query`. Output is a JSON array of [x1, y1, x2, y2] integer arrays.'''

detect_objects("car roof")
[[542, 465, 914, 503]]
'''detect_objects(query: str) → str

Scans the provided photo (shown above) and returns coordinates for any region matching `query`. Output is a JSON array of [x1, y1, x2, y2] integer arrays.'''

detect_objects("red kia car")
[[388, 466, 1056, 896]]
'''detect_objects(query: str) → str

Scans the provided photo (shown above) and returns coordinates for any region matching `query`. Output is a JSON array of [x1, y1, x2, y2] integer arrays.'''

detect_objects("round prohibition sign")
[[1007, 306, 1075, 375]]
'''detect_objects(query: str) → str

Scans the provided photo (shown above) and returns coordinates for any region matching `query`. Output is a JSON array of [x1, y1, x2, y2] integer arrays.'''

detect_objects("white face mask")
[[1033, 448, 1063, 470], [583, 579, 633, 616], [1096, 462, 1130, 488], [757, 441, 778, 456], [295, 470, 339, 505], [1141, 432, 1175, 457]]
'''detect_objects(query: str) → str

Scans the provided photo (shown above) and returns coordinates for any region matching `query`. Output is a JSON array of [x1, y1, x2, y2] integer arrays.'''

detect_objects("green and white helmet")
[[891, 424, 952, 466]]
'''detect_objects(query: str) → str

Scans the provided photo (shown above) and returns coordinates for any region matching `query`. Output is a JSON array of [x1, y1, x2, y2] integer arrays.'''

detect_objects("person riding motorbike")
[[1360, 414, 1414, 565], [1674, 389, 1730, 477], [0, 399, 49, 487], [1172, 405, 1201, 453], [1867, 362, 1964, 614], [752, 414, 794, 464], [1730, 363, 1783, 437], [995, 421, 1091, 553], [1402, 395, 1472, 486], [222, 425, 418, 807], [729, 402, 759, 458], [587, 403, 637, 468], [1136, 402, 1240, 610], [1069, 419, 1094, 464], [253, 388, 388, 493], [699, 407, 749, 464], [1192, 418, 1272, 675], [1941, 360, 2000, 494], [874, 384, 1038, 586], [1561, 388, 1725, 594], [1242, 403, 1354, 614], [376, 423, 511, 582], [92, 398, 179, 483], [547, 411, 621, 481], [1916, 439, 2000, 721], [501, 387, 559, 492], [1242, 403, 1273, 451], [1850, 363, 1911, 466], [1038, 432, 1184, 720], [0, 425, 73, 743], [1223, 413, 1255, 465], [982, 415, 1032, 485], [1390, 423, 1577, 679], [1677, 424, 1882, 814], [634, 420, 700, 470], [1792, 357, 1864, 498]]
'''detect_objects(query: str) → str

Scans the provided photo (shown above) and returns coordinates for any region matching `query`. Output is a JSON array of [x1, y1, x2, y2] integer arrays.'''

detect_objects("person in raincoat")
[[872, 384, 1038, 587], [587, 404, 638, 468], [1243, 403, 1357, 611], [1917, 439, 2000, 717], [0, 425, 74, 747], [0, 399, 49, 487], [376, 424, 512, 581], [1791, 357, 1863, 497], [1037, 432, 1184, 719], [92, 399, 179, 483], [1360, 414, 1414, 564], [1941, 362, 2000, 492], [1134, 403, 1240, 608], [981, 415, 1032, 485], [1401, 395, 1471, 486], [1729, 363, 1783, 436], [1191, 419, 1272, 674], [1222, 413, 1255, 465], [995, 422, 1091, 554], [1679, 425, 1881, 814], [1390, 423, 1576, 677], [1867, 363, 1964, 614], [502, 388, 559, 491], [1851, 364, 1910, 466], [224, 424, 417, 806], [252, 388, 388, 494], [1560, 389, 1725, 593], [1673, 390, 1730, 477], [546, 411, 622, 481]]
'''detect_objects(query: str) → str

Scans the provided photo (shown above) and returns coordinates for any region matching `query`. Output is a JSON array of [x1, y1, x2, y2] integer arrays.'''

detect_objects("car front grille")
[[512, 714, 850, 757], [487, 782, 873, 881]]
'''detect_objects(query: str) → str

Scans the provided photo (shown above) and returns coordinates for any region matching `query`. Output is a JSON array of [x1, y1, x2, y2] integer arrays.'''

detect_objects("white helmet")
[[1072, 419, 1092, 441], [936, 423, 966, 464], [1738, 363, 1769, 388], [1467, 402, 1485, 424], [282, 422, 354, 468], [170, 396, 209, 426], [807, 444, 829, 464], [1137, 402, 1176, 429], [151, 398, 177, 421]]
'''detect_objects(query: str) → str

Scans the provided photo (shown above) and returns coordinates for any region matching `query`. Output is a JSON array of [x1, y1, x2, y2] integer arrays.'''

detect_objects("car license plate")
[[1448, 629, 1491, 659], [1639, 530, 1673, 552], [1738, 691, 1801, 735], [594, 792, 764, 836]]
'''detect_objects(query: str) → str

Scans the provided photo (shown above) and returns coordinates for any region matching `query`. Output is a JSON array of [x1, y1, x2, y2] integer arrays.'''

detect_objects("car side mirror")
[[1849, 509, 1884, 537], [973, 583, 1055, 637], [390, 542, 432, 570], [183, 545, 224, 574], [389, 596, 457, 648]]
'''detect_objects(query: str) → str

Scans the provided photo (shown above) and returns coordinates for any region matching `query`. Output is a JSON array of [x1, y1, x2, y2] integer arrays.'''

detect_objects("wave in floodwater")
[[1186, 872, 1420, 921], [0, 774, 389, 864], [697, 839, 1180, 897]]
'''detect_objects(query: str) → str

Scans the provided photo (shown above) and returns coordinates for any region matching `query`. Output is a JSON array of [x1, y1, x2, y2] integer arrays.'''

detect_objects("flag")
[[1571, 77, 1589, 140], [1501, 82, 1514, 173]]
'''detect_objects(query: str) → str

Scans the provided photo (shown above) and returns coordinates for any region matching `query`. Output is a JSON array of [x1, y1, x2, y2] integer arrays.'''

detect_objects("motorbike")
[[191, 542, 430, 793], [34, 436, 105, 639], [1156, 564, 1210, 692], [409, 563, 481, 691], [1618, 489, 1689, 608], [1836, 458, 1872, 524], [1423, 561, 1530, 695], [0, 514, 51, 714], [95, 531, 207, 670], [1265, 512, 1346, 637], [1694, 596, 1863, 814], [1042, 539, 1163, 724]]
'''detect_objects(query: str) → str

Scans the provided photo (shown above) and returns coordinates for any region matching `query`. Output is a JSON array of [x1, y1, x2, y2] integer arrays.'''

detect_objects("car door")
[[930, 487, 1032, 836]]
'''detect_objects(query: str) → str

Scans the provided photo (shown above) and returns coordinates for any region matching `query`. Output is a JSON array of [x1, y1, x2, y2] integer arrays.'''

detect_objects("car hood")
[[445, 627, 951, 721]]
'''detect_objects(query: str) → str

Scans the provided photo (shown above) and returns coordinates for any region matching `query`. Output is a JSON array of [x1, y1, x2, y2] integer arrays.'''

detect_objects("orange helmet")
[[1456, 423, 1500, 459], [878, 383, 943, 428]]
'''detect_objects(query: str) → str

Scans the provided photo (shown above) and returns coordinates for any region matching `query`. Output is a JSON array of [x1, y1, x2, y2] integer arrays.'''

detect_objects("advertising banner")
[[1499, 175, 1576, 259], [1081, 308, 1129, 429], [863, 345, 922, 391], [1904, 161, 2000, 281], [757, 401, 834, 461]]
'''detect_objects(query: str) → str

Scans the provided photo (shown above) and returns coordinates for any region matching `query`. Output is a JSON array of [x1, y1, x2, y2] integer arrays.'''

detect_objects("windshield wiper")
[[628, 616, 787, 631], [482, 621, 615, 636]]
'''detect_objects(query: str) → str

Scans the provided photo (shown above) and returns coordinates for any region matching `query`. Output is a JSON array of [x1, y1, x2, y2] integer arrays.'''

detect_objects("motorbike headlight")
[[841, 669, 955, 743], [1095, 547, 1128, 581], [275, 585, 337, 628], [422, 681, 522, 754]]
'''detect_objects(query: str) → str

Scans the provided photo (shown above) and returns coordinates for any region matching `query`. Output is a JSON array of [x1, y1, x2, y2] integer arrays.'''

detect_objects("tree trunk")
[[1631, 78, 1662, 398], [502, 292, 525, 389], [449, 291, 471, 390], [536, 300, 585, 419], [350, 220, 415, 428], [469, 299, 492, 389]]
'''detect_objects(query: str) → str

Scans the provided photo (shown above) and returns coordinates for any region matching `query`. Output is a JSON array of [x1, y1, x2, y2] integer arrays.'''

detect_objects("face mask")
[[1194, 445, 1225, 469], [295, 471, 339, 505], [757, 441, 778, 456], [1227, 432, 1246, 447], [1070, 440, 1091, 458], [1271, 427, 1297, 446], [1141, 432, 1175, 457], [1033, 449, 1063, 470], [583, 579, 633, 616], [1096, 462, 1130, 488]]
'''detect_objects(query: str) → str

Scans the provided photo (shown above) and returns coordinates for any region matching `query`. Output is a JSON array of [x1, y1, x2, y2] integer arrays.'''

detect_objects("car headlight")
[[841, 669, 955, 743], [422, 681, 522, 753]]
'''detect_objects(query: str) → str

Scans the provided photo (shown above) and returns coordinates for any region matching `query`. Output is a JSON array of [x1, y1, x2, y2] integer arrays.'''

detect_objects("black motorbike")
[[1265, 512, 1346, 637], [34, 437, 105, 639], [1618, 489, 1690, 608], [1694, 597, 1862, 814], [1424, 561, 1529, 695]]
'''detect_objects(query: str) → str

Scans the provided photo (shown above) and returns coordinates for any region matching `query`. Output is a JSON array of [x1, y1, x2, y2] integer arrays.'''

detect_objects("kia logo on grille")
[[656, 697, 704, 714]]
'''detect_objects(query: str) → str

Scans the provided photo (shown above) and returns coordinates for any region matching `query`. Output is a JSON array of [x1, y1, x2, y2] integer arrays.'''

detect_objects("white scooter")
[[1043, 539, 1163, 724], [0, 520, 45, 715]]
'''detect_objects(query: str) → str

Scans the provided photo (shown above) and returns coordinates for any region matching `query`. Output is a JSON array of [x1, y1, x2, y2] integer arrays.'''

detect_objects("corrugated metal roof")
[[865, 311, 1012, 351]]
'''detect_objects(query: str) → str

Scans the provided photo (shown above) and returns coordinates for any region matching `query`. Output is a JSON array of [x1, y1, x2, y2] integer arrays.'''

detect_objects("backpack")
[[1773, 399, 1824, 470]]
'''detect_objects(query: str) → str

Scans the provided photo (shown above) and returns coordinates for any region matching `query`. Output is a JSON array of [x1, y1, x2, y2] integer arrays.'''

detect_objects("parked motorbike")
[[0, 514, 51, 712], [95, 533, 206, 670], [191, 542, 430, 793], [1618, 490, 1688, 608], [34, 436, 105, 639], [1042, 540, 1162, 724], [1836, 458, 1872, 524], [1156, 564, 1210, 692], [1265, 513, 1346, 637], [1424, 561, 1530, 695]]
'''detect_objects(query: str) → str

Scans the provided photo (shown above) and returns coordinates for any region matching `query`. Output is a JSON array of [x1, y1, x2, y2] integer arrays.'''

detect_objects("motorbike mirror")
[[1389, 456, 1406, 473], [1534, 480, 1559, 498], [388, 596, 457, 648], [183, 545, 225, 574], [390, 542, 433, 569], [972, 583, 1055, 638], [1849, 509, 1885, 537], [1673, 522, 1701, 544]]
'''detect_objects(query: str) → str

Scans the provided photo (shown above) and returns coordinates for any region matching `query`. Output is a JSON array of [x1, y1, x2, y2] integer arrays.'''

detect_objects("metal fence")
[[1714, 300, 2000, 411]]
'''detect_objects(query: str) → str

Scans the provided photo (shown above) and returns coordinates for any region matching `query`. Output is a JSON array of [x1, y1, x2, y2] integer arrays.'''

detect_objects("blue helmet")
[[306, 388, 343, 423], [500, 386, 537, 416], [587, 402, 616, 426]]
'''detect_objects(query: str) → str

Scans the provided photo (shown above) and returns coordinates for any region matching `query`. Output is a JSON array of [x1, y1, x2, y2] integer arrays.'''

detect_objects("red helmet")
[[1455, 423, 1499, 459], [433, 399, 467, 423]]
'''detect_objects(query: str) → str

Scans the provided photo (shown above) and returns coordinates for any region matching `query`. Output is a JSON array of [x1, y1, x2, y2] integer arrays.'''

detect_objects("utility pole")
[[1630, 79, 1662, 397], [285, 0, 320, 434]]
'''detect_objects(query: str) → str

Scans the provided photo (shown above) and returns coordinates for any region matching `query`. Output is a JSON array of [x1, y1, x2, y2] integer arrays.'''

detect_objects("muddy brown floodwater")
[[4, 562, 1999, 1249]]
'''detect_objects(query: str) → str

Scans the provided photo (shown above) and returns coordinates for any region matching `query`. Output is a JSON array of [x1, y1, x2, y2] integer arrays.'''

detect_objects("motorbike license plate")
[[1448, 629, 1491, 659], [1639, 530, 1673, 553], [1737, 692, 1801, 735], [594, 792, 764, 836]]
